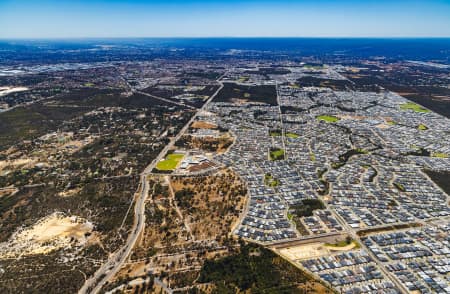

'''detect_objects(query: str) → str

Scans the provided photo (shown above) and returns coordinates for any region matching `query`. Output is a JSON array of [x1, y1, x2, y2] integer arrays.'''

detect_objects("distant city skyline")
[[1, 0, 450, 38]]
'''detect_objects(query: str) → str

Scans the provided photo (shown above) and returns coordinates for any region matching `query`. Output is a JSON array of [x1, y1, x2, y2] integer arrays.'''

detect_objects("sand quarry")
[[0, 212, 93, 258]]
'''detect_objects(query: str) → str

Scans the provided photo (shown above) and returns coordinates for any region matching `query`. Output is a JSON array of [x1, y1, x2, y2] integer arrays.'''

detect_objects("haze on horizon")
[[1, 0, 450, 39]]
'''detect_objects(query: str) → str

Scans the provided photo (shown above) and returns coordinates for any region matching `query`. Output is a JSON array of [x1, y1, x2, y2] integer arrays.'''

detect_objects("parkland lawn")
[[316, 115, 340, 123], [156, 153, 184, 171], [269, 148, 285, 161], [400, 102, 430, 113], [286, 132, 299, 138]]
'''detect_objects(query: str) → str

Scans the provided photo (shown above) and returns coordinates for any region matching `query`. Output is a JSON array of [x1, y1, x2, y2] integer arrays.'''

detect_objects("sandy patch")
[[128, 261, 147, 277], [375, 123, 390, 129], [0, 86, 29, 97], [0, 158, 36, 171], [191, 121, 218, 129], [278, 243, 330, 261], [0, 212, 93, 258], [338, 115, 365, 120], [230, 98, 249, 105], [431, 95, 450, 101], [0, 188, 18, 198], [58, 187, 81, 198], [59, 138, 95, 154]]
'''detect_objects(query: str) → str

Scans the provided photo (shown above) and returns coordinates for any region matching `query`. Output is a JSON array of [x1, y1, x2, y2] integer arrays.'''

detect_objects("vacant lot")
[[0, 213, 93, 258], [176, 134, 234, 154], [279, 243, 330, 261], [191, 120, 217, 129]]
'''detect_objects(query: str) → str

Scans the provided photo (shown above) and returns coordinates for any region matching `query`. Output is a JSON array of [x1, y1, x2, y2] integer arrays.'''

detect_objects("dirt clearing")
[[0, 212, 93, 257]]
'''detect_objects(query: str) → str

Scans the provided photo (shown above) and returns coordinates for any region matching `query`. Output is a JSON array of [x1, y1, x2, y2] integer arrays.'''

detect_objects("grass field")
[[317, 115, 340, 123], [286, 132, 300, 138], [400, 102, 430, 113], [417, 124, 428, 130], [156, 153, 184, 171], [269, 148, 285, 161], [432, 152, 448, 158]]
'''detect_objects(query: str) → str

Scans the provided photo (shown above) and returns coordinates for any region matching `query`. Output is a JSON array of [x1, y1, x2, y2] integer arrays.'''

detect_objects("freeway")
[[79, 76, 224, 294]]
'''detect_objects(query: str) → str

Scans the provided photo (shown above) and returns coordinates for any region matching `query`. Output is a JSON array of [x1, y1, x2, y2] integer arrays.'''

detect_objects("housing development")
[[0, 40, 449, 294], [200, 65, 450, 294]]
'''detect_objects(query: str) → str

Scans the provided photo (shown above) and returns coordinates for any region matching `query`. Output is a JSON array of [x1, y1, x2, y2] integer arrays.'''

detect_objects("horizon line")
[[2, 36, 450, 41]]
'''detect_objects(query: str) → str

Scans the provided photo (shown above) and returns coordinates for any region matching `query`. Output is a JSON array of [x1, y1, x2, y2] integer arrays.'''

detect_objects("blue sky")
[[1, 0, 450, 38]]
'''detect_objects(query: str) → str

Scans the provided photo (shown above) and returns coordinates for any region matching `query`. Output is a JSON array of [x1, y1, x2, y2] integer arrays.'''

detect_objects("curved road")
[[79, 77, 224, 294]]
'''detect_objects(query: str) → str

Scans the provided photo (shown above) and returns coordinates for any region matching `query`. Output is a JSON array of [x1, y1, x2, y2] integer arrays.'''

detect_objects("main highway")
[[79, 77, 224, 294]]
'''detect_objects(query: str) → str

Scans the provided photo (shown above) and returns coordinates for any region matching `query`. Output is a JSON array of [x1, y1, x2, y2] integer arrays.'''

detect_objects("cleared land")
[[279, 243, 330, 260], [0, 86, 28, 97], [0, 213, 93, 258], [191, 120, 217, 129], [175, 134, 234, 154]]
